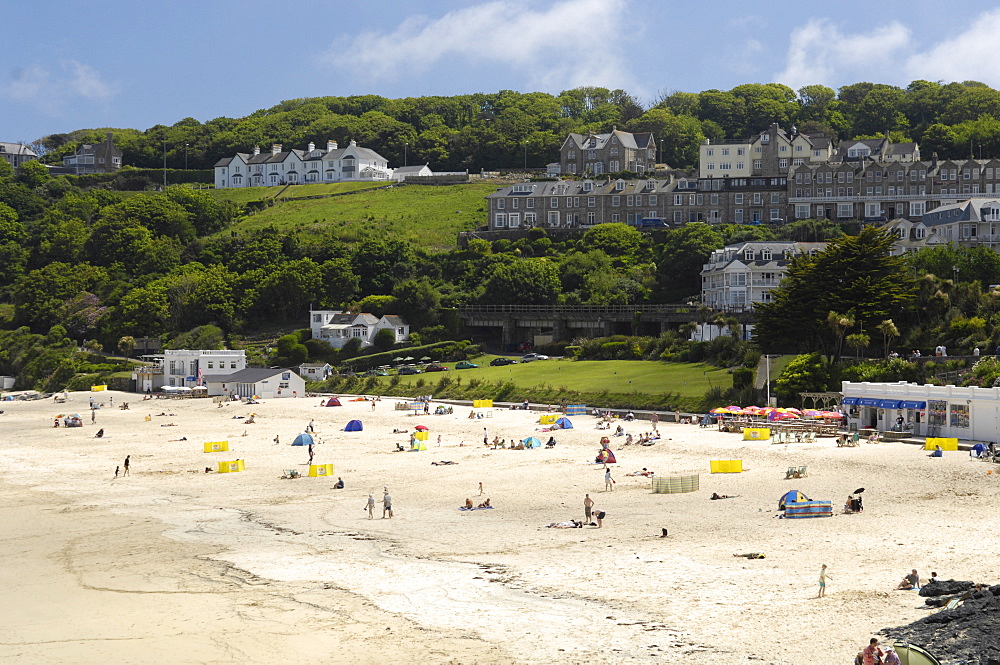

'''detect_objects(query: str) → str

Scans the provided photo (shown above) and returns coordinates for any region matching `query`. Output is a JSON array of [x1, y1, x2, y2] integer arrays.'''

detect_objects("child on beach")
[[818, 564, 831, 597]]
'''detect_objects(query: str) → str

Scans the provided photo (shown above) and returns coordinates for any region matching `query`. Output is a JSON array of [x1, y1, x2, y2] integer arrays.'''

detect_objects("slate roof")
[[205, 368, 299, 383]]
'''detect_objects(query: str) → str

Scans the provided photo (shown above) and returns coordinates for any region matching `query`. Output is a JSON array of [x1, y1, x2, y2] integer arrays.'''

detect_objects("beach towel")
[[459, 505, 494, 511]]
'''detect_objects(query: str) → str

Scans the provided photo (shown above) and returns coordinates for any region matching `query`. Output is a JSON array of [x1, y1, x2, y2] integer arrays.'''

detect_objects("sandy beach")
[[0, 391, 997, 664]]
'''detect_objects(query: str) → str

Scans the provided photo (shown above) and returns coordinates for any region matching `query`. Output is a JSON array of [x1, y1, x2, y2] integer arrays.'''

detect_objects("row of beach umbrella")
[[709, 405, 844, 419]]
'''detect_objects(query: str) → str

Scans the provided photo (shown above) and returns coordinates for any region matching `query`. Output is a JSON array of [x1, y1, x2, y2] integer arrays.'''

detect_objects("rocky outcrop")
[[882, 583, 1000, 665]]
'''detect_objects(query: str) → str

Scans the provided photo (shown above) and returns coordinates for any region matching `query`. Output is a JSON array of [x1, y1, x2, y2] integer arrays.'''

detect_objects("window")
[[673, 194, 683, 205], [753, 160, 762, 170], [734, 209, 743, 223], [950, 404, 970, 428], [736, 162, 744, 170], [611, 196, 620, 207], [734, 193, 744, 204], [524, 213, 536, 225], [587, 197, 595, 208], [910, 201, 925, 216], [795, 145, 803, 152], [207, 361, 214, 370], [526, 198, 534, 208], [587, 212, 596, 225], [507, 213, 520, 228], [770, 193, 780, 204], [649, 195, 657, 205], [547, 211, 559, 226], [550, 198, 558, 208], [779, 159, 788, 168], [231, 361, 237, 369], [636, 195, 643, 206], [753, 193, 762, 205], [496, 199, 505, 209], [837, 203, 853, 218], [737, 148, 745, 155], [511, 198, 519, 209], [615, 180, 625, 191], [706, 163, 715, 171], [710, 193, 718, 205], [626, 195, 633, 206], [706, 148, 714, 156], [673, 211, 683, 222], [611, 213, 620, 222], [770, 208, 782, 221], [494, 213, 507, 227], [795, 204, 810, 219], [928, 400, 947, 427]]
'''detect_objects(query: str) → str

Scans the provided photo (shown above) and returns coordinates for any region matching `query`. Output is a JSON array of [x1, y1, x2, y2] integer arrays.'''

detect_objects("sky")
[[4, 0, 1000, 143]]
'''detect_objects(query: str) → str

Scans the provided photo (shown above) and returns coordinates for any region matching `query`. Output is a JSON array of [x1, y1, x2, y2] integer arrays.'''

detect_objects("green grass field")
[[212, 182, 497, 249], [321, 357, 734, 411]]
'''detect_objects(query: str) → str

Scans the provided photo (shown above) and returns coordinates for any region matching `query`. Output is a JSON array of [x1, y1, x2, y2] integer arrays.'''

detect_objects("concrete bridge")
[[456, 304, 756, 346]]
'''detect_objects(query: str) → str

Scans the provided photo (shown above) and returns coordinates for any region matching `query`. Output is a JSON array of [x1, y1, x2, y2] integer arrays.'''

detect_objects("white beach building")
[[841, 380, 1000, 443]]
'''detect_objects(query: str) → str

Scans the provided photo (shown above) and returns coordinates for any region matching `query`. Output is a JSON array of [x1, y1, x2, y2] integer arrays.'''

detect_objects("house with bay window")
[[309, 310, 410, 349]]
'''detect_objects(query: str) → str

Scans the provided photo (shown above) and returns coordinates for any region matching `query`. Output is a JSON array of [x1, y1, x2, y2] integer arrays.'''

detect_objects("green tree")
[[655, 223, 725, 301], [755, 227, 912, 358], [774, 353, 831, 405], [118, 336, 136, 358], [392, 278, 441, 330], [579, 223, 644, 264], [478, 259, 561, 305], [373, 327, 396, 351]]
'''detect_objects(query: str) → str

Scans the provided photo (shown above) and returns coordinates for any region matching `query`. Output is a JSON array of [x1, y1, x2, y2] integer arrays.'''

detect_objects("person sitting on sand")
[[929, 445, 943, 457], [334, 477, 344, 489], [477, 498, 491, 509], [614, 425, 625, 436], [897, 569, 920, 590], [95, 428, 104, 438], [468, 409, 476, 419], [395, 443, 406, 452], [465, 498, 474, 509]]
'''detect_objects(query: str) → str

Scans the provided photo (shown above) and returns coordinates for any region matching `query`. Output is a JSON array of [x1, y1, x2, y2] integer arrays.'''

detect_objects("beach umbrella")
[[404, 356, 415, 361], [802, 409, 824, 418], [393, 357, 404, 363], [820, 411, 844, 419], [710, 407, 731, 414], [414, 425, 429, 431], [853, 487, 865, 494], [419, 356, 431, 362]]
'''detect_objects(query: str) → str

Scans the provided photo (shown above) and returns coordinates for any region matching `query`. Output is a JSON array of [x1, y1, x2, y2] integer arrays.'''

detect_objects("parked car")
[[455, 361, 479, 369], [490, 357, 517, 366], [398, 366, 422, 375], [520, 353, 549, 362], [363, 368, 388, 377], [424, 364, 448, 372]]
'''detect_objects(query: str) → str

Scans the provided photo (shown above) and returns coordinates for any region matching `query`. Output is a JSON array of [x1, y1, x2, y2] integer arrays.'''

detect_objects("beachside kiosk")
[[841, 380, 1000, 443]]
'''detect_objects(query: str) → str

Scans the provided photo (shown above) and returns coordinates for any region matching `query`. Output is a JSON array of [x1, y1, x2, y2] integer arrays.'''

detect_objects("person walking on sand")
[[605, 467, 614, 491], [364, 493, 375, 519], [308, 443, 314, 465], [123, 455, 130, 476], [584, 494, 594, 523], [818, 564, 831, 597], [483, 427, 489, 446], [114, 465, 119, 479], [382, 490, 393, 518], [273, 435, 280, 445], [91, 408, 96, 424], [371, 400, 376, 411]]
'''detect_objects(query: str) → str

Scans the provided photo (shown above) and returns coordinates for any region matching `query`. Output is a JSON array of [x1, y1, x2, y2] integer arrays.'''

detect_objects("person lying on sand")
[[711, 493, 738, 499], [168, 437, 188, 441], [431, 461, 457, 465], [160, 423, 177, 427], [547, 520, 583, 528], [477, 498, 491, 508], [734, 552, 766, 559], [627, 468, 655, 477]]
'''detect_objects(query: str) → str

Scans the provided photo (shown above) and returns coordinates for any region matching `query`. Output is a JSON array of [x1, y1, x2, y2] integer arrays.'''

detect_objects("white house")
[[393, 164, 432, 182], [154, 349, 247, 388], [205, 368, 305, 399], [214, 140, 393, 189], [841, 380, 1000, 443], [297, 363, 334, 381], [309, 310, 410, 349], [701, 241, 828, 310]]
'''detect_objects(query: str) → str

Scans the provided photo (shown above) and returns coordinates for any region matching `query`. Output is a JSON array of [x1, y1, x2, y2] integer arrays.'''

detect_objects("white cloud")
[[905, 8, 1000, 85], [4, 59, 115, 113], [773, 18, 911, 90], [323, 0, 635, 92]]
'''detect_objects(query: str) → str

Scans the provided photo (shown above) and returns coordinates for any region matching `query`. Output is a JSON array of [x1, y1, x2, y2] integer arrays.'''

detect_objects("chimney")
[[327, 140, 337, 151], [349, 139, 357, 147], [271, 144, 282, 156], [253, 145, 260, 156], [106, 132, 114, 144], [308, 142, 315, 152]]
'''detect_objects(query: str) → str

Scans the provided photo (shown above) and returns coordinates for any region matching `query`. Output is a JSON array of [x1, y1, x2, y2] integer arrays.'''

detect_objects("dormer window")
[[615, 180, 626, 191], [762, 249, 772, 261], [744, 250, 755, 261], [583, 182, 593, 192]]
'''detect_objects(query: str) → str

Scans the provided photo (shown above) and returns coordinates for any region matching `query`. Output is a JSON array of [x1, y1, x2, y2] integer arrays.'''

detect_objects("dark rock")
[[918, 580, 973, 597], [884, 581, 1000, 664]]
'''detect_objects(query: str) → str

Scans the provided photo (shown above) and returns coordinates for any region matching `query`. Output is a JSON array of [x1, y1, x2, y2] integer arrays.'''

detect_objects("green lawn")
[[216, 182, 495, 249], [392, 357, 731, 401]]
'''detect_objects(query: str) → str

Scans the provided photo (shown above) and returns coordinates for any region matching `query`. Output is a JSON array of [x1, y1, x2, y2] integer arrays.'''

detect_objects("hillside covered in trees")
[[33, 81, 1000, 173]]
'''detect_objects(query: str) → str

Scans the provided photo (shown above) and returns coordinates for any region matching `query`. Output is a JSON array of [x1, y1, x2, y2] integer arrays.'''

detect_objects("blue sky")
[[4, 0, 1000, 143]]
